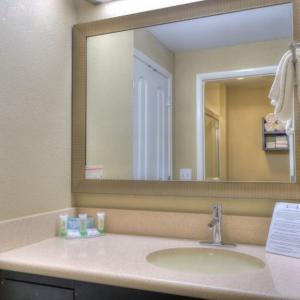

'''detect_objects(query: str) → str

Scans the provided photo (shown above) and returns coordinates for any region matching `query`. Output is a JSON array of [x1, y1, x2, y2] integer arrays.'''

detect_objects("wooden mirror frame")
[[72, 0, 300, 200]]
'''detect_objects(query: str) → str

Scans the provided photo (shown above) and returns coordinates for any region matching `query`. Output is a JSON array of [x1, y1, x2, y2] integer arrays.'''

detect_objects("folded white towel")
[[269, 49, 300, 122], [274, 121, 286, 131], [265, 112, 278, 124], [266, 142, 276, 149], [265, 122, 275, 132]]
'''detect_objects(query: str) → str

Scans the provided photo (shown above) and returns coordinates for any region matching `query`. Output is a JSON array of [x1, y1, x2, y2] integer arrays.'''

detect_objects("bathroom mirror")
[[85, 3, 294, 182], [73, 0, 300, 198]]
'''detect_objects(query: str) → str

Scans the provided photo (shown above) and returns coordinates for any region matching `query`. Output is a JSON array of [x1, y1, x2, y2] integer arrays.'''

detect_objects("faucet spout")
[[200, 204, 235, 247], [209, 204, 222, 245]]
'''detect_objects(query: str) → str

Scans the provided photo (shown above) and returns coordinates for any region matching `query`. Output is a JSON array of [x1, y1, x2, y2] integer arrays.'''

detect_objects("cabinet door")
[[75, 281, 199, 300], [0, 279, 74, 300]]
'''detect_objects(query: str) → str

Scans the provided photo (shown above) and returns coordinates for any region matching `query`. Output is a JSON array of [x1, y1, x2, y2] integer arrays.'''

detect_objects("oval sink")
[[147, 247, 265, 275]]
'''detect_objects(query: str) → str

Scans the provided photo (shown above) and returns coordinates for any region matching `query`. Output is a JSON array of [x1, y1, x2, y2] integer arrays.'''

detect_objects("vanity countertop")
[[0, 233, 299, 300]]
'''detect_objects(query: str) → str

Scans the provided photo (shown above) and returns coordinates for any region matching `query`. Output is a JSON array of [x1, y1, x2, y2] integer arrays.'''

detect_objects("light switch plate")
[[180, 168, 192, 181]]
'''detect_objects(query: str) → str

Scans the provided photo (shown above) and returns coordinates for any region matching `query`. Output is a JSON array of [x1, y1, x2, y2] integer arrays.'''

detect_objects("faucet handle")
[[207, 204, 221, 229], [208, 218, 218, 229], [201, 203, 236, 247]]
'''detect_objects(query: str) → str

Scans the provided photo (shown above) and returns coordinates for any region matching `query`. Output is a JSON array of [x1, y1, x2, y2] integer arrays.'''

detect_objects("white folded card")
[[266, 202, 300, 258]]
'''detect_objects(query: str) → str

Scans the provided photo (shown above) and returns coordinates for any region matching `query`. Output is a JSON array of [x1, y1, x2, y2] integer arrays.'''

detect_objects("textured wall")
[[0, 0, 76, 220]]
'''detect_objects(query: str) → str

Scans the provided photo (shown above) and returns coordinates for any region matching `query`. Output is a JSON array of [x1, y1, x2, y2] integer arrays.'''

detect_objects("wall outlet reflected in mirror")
[[180, 169, 192, 181]]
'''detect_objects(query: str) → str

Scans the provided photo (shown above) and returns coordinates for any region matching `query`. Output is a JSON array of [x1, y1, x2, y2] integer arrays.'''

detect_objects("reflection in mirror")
[[86, 3, 294, 182], [205, 114, 220, 181], [203, 76, 292, 182]]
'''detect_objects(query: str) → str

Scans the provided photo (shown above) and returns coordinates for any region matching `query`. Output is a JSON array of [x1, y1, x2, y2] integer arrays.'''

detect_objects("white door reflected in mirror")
[[133, 50, 172, 181]]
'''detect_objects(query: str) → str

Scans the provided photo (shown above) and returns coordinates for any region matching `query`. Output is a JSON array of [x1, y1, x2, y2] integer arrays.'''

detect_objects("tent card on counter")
[[266, 202, 300, 258]]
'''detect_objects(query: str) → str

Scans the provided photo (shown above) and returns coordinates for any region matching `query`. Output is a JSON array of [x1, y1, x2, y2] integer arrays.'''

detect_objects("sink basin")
[[147, 247, 265, 275]]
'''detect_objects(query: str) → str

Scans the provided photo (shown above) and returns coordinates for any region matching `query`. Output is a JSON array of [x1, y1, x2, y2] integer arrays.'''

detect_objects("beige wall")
[[86, 31, 134, 179], [205, 83, 223, 116], [0, 0, 76, 221], [174, 39, 289, 181], [226, 85, 290, 182], [75, 194, 278, 217], [134, 29, 174, 74]]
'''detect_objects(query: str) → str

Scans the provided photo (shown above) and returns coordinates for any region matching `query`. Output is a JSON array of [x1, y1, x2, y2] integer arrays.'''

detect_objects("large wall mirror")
[[85, 3, 294, 182], [73, 0, 300, 198]]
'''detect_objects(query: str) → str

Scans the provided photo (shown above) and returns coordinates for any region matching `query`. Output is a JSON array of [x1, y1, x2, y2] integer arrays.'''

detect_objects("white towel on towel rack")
[[269, 48, 300, 122]]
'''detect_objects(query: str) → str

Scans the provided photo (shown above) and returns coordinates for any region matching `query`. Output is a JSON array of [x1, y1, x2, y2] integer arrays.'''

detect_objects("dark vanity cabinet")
[[0, 279, 74, 300], [0, 271, 74, 300], [0, 270, 204, 300]]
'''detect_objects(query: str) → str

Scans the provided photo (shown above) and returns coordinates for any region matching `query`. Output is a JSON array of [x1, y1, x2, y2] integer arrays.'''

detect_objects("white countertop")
[[0, 234, 299, 300]]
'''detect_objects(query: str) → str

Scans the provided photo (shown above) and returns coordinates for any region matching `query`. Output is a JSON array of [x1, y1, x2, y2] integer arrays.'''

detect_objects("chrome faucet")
[[200, 204, 235, 247], [208, 204, 222, 245]]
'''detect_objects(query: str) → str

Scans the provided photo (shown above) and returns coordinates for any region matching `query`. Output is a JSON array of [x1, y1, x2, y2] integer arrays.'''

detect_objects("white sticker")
[[180, 168, 192, 181], [85, 165, 104, 180]]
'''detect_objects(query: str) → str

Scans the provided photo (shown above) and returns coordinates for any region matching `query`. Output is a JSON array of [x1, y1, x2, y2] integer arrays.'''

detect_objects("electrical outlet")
[[180, 168, 192, 181]]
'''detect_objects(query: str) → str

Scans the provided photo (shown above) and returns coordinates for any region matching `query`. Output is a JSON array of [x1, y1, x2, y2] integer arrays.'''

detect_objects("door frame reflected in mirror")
[[196, 66, 295, 183], [204, 113, 221, 181]]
